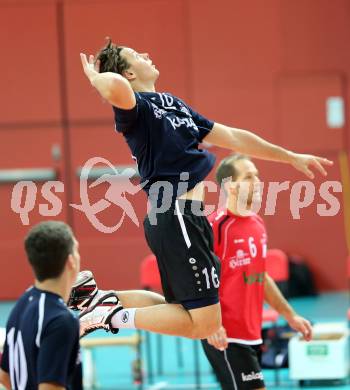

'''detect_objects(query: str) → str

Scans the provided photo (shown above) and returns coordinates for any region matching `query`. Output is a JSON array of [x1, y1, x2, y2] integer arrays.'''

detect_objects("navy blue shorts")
[[144, 199, 220, 309]]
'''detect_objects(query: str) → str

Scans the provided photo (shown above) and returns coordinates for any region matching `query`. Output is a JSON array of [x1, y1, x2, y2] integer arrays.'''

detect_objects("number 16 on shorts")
[[202, 267, 220, 289]]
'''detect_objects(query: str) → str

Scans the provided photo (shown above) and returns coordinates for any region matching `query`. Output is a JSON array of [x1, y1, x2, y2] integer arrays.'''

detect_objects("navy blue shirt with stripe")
[[0, 286, 82, 390], [113, 92, 216, 205]]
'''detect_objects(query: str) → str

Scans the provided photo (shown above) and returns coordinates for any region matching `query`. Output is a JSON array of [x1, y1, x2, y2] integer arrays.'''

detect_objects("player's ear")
[[66, 254, 74, 271], [123, 69, 136, 81], [221, 180, 231, 195], [66, 254, 78, 274], [228, 181, 238, 196]]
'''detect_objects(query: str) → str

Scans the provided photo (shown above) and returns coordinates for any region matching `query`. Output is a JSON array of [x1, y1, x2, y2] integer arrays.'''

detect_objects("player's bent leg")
[[73, 270, 220, 339], [80, 296, 220, 339], [69, 270, 166, 313], [116, 289, 166, 308], [131, 302, 221, 339], [80, 298, 195, 338], [132, 303, 193, 336], [187, 303, 221, 339]]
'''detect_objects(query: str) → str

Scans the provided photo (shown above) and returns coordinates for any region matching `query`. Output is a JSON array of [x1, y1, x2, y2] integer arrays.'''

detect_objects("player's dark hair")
[[96, 37, 130, 75], [215, 154, 251, 185], [25, 221, 74, 282]]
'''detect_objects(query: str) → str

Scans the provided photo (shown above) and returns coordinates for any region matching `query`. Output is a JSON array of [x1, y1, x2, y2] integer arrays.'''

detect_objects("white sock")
[[111, 308, 136, 329]]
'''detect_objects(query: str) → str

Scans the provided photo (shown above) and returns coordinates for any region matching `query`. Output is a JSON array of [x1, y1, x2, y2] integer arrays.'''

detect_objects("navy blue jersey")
[[113, 92, 216, 205], [0, 287, 82, 390]]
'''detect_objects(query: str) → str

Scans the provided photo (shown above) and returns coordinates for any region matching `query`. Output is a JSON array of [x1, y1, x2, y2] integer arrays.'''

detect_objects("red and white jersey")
[[209, 209, 267, 344]]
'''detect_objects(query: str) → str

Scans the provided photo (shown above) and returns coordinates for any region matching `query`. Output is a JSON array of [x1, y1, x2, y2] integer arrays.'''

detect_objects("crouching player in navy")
[[202, 155, 313, 390], [0, 221, 83, 390]]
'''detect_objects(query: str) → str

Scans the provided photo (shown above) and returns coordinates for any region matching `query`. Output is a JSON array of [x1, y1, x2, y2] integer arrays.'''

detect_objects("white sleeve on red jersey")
[[207, 209, 228, 257]]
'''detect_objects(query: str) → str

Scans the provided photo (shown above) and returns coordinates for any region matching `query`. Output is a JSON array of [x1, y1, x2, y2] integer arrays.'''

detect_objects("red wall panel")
[[0, 127, 68, 297], [69, 125, 132, 168], [0, 127, 63, 169], [64, 0, 189, 122], [281, 0, 350, 72], [281, 0, 350, 152], [69, 125, 149, 290], [0, 0, 349, 297], [257, 155, 347, 291], [76, 237, 150, 291], [188, 0, 282, 130], [194, 86, 278, 140], [276, 74, 344, 152], [0, 3, 61, 123]]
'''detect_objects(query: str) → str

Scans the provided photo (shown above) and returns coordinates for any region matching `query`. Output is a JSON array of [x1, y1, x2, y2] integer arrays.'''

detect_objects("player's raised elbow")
[[105, 77, 136, 110]]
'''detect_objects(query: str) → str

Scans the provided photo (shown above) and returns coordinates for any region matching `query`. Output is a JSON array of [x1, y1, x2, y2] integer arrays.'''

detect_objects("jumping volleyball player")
[[72, 39, 332, 339]]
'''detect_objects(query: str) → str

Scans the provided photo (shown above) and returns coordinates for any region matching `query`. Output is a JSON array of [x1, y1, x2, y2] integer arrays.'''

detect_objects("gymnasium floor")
[[0, 292, 348, 389]]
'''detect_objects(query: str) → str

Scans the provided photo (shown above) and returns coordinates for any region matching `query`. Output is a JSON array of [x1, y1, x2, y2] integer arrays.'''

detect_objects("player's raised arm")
[[80, 53, 136, 110], [204, 122, 333, 179]]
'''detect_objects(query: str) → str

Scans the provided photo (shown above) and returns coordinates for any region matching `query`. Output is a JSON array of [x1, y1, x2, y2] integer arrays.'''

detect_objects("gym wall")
[[0, 0, 349, 298]]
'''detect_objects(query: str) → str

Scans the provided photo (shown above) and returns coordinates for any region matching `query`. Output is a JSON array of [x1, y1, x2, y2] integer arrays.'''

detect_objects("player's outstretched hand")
[[287, 314, 313, 341], [289, 152, 333, 179], [80, 53, 100, 85], [207, 326, 228, 351]]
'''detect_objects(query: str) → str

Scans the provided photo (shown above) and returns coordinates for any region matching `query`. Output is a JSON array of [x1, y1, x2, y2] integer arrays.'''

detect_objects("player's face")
[[231, 159, 261, 206], [121, 47, 159, 82]]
